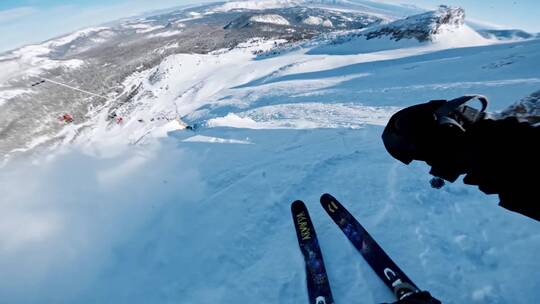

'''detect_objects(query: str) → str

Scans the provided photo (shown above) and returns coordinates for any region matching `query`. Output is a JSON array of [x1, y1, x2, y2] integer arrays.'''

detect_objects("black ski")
[[291, 200, 335, 304], [320, 193, 419, 300]]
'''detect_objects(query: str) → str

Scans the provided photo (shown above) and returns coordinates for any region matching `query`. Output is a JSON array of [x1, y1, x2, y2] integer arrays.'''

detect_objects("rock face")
[[501, 90, 540, 124], [364, 5, 465, 42]]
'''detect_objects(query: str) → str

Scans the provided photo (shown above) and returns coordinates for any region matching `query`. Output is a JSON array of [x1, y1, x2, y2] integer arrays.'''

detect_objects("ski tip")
[[291, 200, 306, 212], [320, 193, 335, 202], [320, 193, 342, 214]]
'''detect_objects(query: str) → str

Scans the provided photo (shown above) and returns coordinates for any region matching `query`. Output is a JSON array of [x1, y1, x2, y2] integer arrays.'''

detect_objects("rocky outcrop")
[[500, 90, 540, 124], [364, 5, 465, 42]]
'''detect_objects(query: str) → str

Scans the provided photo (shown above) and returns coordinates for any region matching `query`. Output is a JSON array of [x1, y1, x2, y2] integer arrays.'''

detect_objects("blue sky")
[[0, 0, 539, 53], [385, 0, 540, 31]]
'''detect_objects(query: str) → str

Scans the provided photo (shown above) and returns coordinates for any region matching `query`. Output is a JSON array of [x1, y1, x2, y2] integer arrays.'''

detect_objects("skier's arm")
[[457, 117, 539, 221]]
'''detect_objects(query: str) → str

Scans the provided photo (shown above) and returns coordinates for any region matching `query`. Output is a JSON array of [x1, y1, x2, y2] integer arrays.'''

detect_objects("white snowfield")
[[0, 89, 30, 106], [0, 28, 109, 83], [303, 16, 334, 27], [214, 0, 304, 12], [1, 4, 540, 304], [122, 22, 168, 33], [147, 30, 183, 38], [250, 14, 291, 26], [47, 27, 110, 47]]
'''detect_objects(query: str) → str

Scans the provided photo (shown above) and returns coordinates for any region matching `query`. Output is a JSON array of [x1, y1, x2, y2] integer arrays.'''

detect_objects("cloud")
[[0, 6, 37, 24], [0, 140, 205, 303]]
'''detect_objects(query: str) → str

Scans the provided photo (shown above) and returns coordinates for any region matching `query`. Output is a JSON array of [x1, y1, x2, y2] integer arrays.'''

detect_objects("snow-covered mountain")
[[0, 1, 539, 304], [0, 2, 385, 159], [478, 29, 537, 41], [223, 6, 380, 30], [213, 0, 420, 17], [364, 5, 466, 42]]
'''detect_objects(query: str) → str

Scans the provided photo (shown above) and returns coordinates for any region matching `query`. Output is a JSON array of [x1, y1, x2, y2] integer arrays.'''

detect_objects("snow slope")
[[1, 5, 540, 304]]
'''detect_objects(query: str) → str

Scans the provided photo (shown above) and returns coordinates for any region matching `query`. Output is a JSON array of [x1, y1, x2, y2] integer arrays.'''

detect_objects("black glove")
[[383, 291, 442, 304], [382, 96, 540, 221]]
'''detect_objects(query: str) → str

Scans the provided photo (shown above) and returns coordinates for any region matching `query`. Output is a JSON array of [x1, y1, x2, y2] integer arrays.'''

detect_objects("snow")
[[0, 89, 30, 106], [323, 19, 334, 27], [0, 30, 91, 81], [47, 27, 109, 47], [2, 9, 540, 304], [472, 285, 495, 301], [211, 0, 413, 18], [124, 23, 165, 34], [90, 30, 116, 44], [309, 25, 494, 57], [250, 14, 290, 26], [183, 135, 252, 144], [303, 16, 333, 27], [2, 124, 539, 303], [214, 0, 303, 12], [431, 24, 492, 48], [61, 59, 85, 69], [147, 30, 183, 38], [206, 103, 398, 129]]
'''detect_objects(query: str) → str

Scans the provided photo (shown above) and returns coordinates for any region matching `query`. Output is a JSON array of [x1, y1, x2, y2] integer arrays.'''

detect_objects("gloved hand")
[[382, 96, 540, 221]]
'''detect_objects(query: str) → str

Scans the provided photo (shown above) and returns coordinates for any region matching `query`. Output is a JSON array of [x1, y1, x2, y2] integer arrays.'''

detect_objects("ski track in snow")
[[1, 14, 540, 304]]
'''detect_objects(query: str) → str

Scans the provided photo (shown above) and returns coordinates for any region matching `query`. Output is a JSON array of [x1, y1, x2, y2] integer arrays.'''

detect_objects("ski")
[[291, 200, 335, 304], [320, 193, 419, 300]]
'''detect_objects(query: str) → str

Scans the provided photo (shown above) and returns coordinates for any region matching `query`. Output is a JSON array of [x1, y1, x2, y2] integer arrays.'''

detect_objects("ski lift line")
[[39, 77, 110, 100]]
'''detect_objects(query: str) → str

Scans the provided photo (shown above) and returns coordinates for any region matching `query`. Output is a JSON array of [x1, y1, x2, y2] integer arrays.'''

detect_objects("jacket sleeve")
[[461, 117, 540, 221]]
